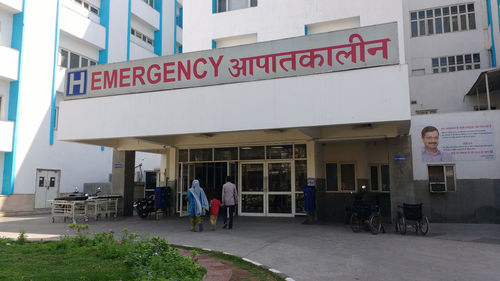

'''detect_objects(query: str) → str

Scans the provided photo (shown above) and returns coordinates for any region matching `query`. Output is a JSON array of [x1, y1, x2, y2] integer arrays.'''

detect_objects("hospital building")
[[1, 0, 499, 222]]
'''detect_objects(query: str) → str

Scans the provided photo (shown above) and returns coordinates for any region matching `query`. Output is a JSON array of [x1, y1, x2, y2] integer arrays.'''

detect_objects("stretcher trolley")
[[86, 198, 109, 220], [98, 195, 121, 219], [50, 198, 89, 223]]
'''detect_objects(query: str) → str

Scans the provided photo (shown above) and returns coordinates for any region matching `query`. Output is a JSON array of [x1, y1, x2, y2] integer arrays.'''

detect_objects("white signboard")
[[439, 123, 495, 161], [415, 122, 495, 163], [64, 22, 399, 100]]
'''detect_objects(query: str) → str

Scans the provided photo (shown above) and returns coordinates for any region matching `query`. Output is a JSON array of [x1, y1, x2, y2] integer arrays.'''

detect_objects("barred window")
[[131, 28, 154, 47], [73, 0, 99, 16], [58, 48, 97, 69], [411, 3, 475, 38], [432, 53, 480, 73], [216, 0, 257, 13]]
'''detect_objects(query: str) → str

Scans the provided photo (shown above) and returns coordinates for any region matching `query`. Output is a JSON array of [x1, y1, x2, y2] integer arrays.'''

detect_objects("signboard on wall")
[[415, 122, 495, 163], [437, 123, 495, 161], [411, 112, 499, 180], [64, 22, 399, 100]]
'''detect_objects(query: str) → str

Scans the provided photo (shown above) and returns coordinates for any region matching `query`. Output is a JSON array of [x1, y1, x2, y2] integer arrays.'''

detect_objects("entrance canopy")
[[465, 67, 500, 111], [58, 22, 411, 150]]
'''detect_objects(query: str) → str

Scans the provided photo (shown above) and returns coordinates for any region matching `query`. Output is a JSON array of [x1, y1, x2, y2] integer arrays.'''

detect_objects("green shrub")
[[16, 231, 27, 245]]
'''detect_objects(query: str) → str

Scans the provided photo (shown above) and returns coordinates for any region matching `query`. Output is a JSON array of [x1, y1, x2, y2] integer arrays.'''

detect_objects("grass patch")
[[0, 226, 205, 281]]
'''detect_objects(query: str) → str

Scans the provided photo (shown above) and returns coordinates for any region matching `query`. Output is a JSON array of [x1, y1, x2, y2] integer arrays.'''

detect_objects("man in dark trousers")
[[221, 176, 237, 229]]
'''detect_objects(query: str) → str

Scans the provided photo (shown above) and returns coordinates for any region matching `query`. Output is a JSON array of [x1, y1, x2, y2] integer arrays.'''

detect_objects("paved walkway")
[[1, 214, 500, 281]]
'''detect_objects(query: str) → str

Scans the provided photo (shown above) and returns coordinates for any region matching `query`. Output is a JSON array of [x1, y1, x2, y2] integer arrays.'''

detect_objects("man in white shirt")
[[222, 176, 238, 229]]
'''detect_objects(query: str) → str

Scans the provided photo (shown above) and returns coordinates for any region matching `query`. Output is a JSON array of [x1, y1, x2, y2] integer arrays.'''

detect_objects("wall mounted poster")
[[419, 123, 495, 162]]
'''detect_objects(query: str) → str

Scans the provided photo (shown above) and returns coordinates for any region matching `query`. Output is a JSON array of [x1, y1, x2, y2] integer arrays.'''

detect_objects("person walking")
[[209, 195, 221, 230], [186, 179, 209, 232], [221, 176, 237, 229]]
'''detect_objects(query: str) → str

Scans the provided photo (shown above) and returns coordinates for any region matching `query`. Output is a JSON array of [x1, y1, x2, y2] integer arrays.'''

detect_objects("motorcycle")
[[134, 194, 155, 218]]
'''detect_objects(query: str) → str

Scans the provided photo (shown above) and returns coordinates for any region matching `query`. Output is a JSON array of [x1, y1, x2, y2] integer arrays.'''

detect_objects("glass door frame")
[[238, 160, 295, 217], [177, 161, 237, 217], [266, 160, 295, 217], [239, 161, 266, 217], [177, 163, 189, 217]]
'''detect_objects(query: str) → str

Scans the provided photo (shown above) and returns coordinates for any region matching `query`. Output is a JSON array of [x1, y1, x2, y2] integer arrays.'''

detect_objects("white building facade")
[[405, 0, 500, 222], [3, 0, 498, 222], [0, 0, 181, 214], [58, 0, 411, 219]]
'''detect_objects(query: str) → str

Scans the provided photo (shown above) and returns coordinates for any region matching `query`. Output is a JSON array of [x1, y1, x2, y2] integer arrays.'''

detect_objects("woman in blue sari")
[[186, 179, 209, 232]]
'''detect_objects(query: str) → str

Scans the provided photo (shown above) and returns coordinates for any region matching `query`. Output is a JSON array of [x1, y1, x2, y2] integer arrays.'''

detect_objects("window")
[[370, 164, 390, 192], [295, 159, 307, 214], [189, 149, 213, 162], [176, 6, 183, 28], [325, 163, 356, 192], [415, 109, 438, 115], [142, 0, 154, 8], [266, 145, 293, 159], [54, 106, 59, 130], [58, 48, 97, 69], [428, 164, 456, 192], [73, 0, 99, 16], [432, 53, 480, 73], [240, 146, 265, 160], [216, 0, 257, 13], [410, 3, 475, 38], [131, 28, 154, 47], [305, 17, 360, 35]]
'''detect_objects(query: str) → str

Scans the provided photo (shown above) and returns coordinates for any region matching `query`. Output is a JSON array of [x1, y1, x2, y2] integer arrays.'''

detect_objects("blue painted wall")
[[154, 0, 163, 56], [99, 0, 110, 64], [2, 0, 26, 195], [49, 0, 61, 146]]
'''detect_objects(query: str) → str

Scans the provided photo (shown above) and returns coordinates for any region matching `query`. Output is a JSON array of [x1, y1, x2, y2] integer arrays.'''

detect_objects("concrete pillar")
[[160, 152, 168, 186], [306, 140, 323, 222], [160, 148, 177, 216], [111, 149, 135, 216], [388, 135, 415, 220]]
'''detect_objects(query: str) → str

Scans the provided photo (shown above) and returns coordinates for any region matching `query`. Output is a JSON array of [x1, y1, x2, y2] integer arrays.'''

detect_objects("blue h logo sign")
[[66, 70, 87, 96]]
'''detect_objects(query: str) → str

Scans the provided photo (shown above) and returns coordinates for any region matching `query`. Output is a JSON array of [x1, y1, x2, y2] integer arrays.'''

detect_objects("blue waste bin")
[[155, 187, 165, 210], [303, 186, 315, 212]]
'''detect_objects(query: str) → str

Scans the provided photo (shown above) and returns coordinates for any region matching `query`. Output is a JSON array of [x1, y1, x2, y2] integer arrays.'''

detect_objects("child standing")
[[209, 196, 221, 230]]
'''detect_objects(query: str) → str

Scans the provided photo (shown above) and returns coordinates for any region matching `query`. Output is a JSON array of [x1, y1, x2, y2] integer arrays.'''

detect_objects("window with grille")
[[216, 0, 257, 13], [131, 28, 154, 46], [369, 164, 390, 192], [325, 163, 356, 192], [58, 48, 97, 69], [432, 53, 480, 73], [428, 164, 456, 192], [410, 3, 475, 38], [73, 0, 99, 16], [142, 0, 154, 8]]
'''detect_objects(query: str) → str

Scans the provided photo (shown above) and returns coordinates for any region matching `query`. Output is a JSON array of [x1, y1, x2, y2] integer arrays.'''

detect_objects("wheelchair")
[[395, 203, 429, 235], [350, 201, 384, 235]]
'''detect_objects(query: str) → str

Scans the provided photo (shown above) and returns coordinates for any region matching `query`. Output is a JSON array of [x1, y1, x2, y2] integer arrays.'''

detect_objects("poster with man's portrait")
[[418, 123, 495, 163]]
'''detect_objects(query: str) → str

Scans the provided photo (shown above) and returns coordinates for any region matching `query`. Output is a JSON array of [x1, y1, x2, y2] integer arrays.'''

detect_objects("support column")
[[160, 152, 168, 186], [485, 73, 492, 110], [388, 135, 415, 220], [306, 140, 323, 221], [160, 148, 177, 216], [111, 149, 135, 216]]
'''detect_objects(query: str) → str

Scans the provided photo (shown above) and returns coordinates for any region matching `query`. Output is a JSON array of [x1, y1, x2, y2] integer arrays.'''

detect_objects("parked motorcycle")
[[134, 194, 155, 218]]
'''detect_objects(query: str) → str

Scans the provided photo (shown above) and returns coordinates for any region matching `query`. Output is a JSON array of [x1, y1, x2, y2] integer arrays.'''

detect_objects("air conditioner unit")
[[429, 182, 446, 193]]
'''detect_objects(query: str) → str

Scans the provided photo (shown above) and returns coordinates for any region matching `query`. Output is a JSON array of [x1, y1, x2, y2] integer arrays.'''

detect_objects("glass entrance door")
[[240, 162, 293, 217], [178, 162, 236, 216], [267, 162, 293, 216], [240, 163, 265, 216]]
